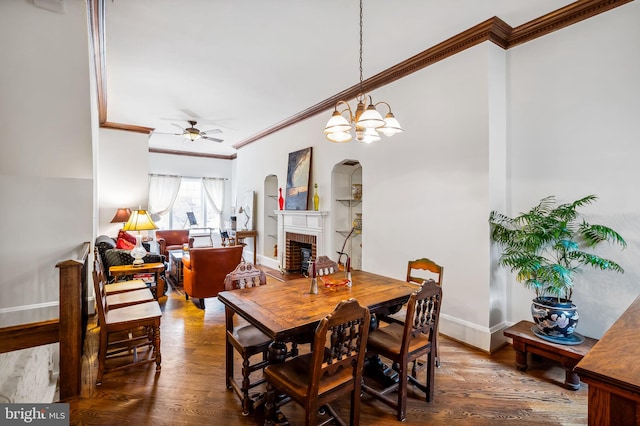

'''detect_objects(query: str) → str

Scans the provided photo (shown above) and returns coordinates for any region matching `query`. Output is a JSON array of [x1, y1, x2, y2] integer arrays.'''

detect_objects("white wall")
[[97, 129, 151, 236], [0, 0, 93, 318], [233, 2, 640, 350], [235, 43, 499, 350], [0, 0, 93, 402], [506, 0, 640, 338]]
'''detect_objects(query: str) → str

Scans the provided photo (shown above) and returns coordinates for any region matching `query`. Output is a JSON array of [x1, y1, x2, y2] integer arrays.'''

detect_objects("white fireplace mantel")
[[276, 210, 328, 271]]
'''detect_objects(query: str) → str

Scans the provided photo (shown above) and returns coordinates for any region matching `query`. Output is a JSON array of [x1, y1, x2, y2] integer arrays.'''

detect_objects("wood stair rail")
[[0, 241, 91, 401]]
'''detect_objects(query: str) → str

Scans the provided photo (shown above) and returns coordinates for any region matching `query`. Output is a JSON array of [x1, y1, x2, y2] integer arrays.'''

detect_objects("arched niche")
[[263, 174, 279, 260], [331, 160, 362, 270]]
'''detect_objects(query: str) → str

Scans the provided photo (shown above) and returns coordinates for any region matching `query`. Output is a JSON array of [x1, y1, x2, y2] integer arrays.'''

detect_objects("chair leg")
[[264, 383, 276, 426], [96, 329, 108, 385], [241, 355, 251, 415], [397, 362, 408, 421], [199, 298, 206, 309], [153, 322, 161, 372], [305, 400, 319, 426], [426, 351, 435, 402], [225, 335, 234, 390]]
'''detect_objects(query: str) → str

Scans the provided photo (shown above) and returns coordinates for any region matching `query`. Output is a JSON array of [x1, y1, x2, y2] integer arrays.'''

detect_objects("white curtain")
[[202, 177, 225, 225], [148, 174, 182, 219]]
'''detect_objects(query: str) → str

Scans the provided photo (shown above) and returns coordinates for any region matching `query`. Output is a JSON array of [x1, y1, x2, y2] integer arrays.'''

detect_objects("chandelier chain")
[[359, 0, 364, 94]]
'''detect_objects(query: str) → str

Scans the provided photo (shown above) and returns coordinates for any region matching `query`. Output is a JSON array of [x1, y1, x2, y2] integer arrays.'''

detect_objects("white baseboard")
[[439, 314, 510, 353]]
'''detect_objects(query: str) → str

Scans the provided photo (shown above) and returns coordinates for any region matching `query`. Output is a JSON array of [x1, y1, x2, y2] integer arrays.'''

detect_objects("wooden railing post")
[[56, 242, 90, 401]]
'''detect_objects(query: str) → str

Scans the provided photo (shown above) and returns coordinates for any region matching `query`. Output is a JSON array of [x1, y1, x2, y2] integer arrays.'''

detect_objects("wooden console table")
[[109, 262, 165, 299], [235, 229, 257, 265], [504, 320, 597, 390], [575, 296, 640, 425]]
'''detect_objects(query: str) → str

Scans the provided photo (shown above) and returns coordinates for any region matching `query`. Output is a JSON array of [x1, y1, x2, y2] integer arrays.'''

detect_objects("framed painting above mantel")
[[285, 147, 312, 210]]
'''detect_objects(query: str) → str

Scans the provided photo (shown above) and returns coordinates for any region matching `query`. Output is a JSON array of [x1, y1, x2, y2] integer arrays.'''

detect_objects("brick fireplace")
[[285, 232, 316, 273], [276, 210, 328, 273]]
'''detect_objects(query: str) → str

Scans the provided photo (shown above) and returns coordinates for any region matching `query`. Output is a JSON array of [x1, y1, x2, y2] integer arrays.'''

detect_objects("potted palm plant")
[[489, 195, 626, 344]]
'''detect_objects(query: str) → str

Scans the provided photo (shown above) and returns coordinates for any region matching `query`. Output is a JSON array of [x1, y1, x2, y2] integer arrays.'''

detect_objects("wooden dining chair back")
[[362, 280, 442, 421], [406, 257, 444, 367], [406, 257, 443, 286], [224, 262, 266, 290], [223, 262, 271, 415], [92, 268, 163, 385], [94, 249, 147, 295], [264, 298, 371, 426], [93, 256, 154, 309]]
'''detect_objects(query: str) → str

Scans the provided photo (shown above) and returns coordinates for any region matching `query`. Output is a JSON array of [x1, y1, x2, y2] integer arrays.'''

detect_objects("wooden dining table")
[[217, 269, 419, 421], [218, 269, 418, 348]]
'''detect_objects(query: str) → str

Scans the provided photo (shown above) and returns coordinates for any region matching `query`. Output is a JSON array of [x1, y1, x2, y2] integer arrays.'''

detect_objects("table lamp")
[[110, 208, 131, 227], [122, 208, 158, 266]]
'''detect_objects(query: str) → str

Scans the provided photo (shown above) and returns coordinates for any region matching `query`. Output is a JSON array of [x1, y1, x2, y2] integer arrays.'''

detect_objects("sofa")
[[182, 245, 244, 309], [156, 229, 191, 259], [95, 235, 166, 287]]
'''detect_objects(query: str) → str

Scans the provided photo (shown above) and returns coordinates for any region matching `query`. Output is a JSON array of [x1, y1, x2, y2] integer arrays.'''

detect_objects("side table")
[[109, 262, 165, 299], [235, 229, 257, 265], [504, 320, 598, 390], [168, 250, 185, 286]]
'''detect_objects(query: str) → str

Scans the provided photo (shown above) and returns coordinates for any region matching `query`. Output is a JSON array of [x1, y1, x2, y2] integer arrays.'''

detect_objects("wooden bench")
[[504, 320, 598, 390]]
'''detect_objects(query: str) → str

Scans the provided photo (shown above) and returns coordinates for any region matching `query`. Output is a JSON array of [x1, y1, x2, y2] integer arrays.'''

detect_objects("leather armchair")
[[182, 245, 244, 309], [156, 230, 190, 258]]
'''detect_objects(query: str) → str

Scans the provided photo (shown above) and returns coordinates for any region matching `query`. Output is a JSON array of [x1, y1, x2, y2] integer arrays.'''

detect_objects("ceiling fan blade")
[[201, 129, 222, 135], [171, 123, 185, 131], [153, 131, 182, 136], [201, 136, 224, 143]]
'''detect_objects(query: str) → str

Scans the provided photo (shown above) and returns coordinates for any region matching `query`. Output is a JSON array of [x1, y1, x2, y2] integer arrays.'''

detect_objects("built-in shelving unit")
[[331, 161, 362, 270], [263, 175, 279, 259]]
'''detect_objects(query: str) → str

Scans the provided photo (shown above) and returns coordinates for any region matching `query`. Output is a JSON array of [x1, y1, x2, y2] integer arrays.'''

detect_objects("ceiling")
[[102, 0, 575, 158]]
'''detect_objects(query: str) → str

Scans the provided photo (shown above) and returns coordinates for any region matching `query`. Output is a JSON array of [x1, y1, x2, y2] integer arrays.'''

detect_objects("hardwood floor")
[[68, 277, 588, 425]]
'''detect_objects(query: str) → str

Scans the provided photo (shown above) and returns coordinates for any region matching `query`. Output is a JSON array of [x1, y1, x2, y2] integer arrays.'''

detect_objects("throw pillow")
[[116, 238, 135, 250], [117, 230, 137, 245]]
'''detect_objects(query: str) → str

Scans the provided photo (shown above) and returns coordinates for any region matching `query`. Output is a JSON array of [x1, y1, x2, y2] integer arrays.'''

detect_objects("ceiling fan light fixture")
[[183, 128, 201, 141]]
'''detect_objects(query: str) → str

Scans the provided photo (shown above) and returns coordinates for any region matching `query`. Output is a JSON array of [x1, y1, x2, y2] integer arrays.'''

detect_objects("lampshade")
[[356, 105, 385, 129], [379, 113, 403, 136], [324, 111, 352, 134], [122, 209, 158, 232], [110, 208, 132, 223], [327, 131, 353, 143]]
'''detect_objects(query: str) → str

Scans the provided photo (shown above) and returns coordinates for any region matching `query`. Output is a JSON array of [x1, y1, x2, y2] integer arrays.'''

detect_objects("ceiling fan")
[[154, 120, 224, 142]]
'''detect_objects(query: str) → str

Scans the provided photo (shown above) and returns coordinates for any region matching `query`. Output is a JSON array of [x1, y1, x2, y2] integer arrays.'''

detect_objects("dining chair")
[[92, 268, 163, 385], [263, 298, 371, 426], [362, 279, 442, 421], [94, 249, 148, 295], [405, 257, 444, 367], [94, 258, 155, 309], [223, 262, 271, 415]]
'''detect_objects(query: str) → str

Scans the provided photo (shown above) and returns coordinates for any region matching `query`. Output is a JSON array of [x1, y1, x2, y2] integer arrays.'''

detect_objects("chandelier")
[[324, 0, 403, 143]]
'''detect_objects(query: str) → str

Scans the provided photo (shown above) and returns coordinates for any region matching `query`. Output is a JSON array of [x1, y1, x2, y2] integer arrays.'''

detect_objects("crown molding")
[[89, 0, 633, 156], [149, 148, 237, 160]]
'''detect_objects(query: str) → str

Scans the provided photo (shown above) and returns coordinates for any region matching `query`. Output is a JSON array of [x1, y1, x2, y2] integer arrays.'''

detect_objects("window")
[[153, 178, 221, 230]]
